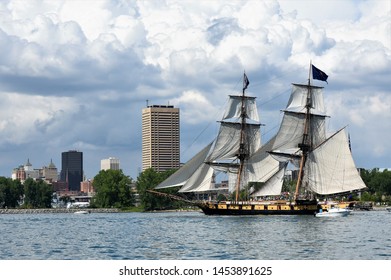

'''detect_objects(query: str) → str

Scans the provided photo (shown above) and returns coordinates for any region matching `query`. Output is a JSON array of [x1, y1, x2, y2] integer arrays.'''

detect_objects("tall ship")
[[150, 64, 367, 215]]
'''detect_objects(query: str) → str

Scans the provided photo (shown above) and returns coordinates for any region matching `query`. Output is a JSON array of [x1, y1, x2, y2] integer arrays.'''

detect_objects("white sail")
[[178, 163, 214, 193], [156, 142, 213, 189], [271, 84, 327, 159], [151, 68, 366, 212], [303, 128, 367, 195], [155, 75, 286, 196], [223, 95, 260, 122], [271, 112, 305, 156], [251, 164, 287, 197], [287, 84, 325, 115], [207, 136, 284, 194], [206, 122, 260, 162], [228, 171, 238, 193], [269, 75, 366, 198], [206, 94, 261, 162], [247, 135, 281, 183]]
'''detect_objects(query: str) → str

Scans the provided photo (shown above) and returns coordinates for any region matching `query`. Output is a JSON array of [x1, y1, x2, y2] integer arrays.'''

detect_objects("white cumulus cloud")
[[0, 0, 390, 178]]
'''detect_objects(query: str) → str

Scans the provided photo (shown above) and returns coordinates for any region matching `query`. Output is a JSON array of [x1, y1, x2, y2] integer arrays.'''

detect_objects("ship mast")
[[235, 73, 249, 201], [294, 63, 313, 200]]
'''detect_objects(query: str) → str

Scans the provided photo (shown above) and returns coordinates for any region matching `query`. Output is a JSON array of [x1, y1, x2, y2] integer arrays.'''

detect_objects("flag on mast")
[[312, 64, 328, 83], [243, 73, 250, 90]]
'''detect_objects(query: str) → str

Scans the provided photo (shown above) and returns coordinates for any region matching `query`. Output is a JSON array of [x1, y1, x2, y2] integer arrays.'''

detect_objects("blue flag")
[[312, 65, 328, 83]]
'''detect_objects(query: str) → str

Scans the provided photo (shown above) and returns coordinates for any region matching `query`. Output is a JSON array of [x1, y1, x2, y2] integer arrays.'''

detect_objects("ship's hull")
[[197, 200, 319, 216]]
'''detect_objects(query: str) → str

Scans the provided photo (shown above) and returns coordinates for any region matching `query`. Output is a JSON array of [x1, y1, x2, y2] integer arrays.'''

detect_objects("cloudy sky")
[[0, 0, 390, 180]]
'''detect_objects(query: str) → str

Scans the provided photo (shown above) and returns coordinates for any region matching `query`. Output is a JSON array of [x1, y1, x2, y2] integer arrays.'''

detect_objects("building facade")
[[101, 157, 120, 171], [42, 159, 58, 182], [60, 150, 83, 192], [12, 159, 40, 182], [142, 105, 180, 172], [80, 180, 94, 194]]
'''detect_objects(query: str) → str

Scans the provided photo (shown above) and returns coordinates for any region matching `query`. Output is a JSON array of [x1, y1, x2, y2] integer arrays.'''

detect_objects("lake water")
[[1, 210, 390, 260]]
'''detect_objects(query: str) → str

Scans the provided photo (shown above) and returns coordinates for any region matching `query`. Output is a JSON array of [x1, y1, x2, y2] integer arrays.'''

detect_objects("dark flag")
[[312, 64, 328, 83], [243, 73, 250, 90]]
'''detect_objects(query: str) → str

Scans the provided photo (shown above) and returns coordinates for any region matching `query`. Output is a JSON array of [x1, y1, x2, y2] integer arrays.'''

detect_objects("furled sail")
[[303, 128, 367, 195]]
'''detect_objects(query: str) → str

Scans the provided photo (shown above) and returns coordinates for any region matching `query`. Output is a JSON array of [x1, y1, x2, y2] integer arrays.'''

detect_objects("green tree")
[[282, 179, 297, 194], [136, 168, 183, 211], [23, 178, 53, 208], [39, 180, 53, 208], [0, 177, 24, 208], [360, 168, 391, 203], [24, 178, 38, 207], [92, 169, 134, 208]]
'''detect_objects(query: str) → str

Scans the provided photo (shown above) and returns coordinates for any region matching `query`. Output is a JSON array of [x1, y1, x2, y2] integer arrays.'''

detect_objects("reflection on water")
[[1, 211, 390, 260]]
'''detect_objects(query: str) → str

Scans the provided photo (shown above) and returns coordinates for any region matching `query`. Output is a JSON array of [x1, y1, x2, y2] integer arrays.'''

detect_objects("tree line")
[[0, 168, 179, 210], [0, 177, 52, 208], [359, 168, 391, 202], [1, 167, 390, 210]]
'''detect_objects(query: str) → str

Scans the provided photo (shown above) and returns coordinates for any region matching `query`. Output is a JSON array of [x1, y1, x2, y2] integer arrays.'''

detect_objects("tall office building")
[[142, 105, 180, 172], [60, 150, 83, 191], [101, 157, 120, 171]]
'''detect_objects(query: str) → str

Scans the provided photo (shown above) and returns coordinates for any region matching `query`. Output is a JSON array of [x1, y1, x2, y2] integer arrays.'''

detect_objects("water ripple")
[[0, 211, 390, 260]]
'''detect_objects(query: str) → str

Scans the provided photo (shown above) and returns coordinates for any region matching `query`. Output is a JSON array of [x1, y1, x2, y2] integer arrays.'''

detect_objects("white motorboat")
[[315, 207, 351, 217], [74, 210, 90, 214]]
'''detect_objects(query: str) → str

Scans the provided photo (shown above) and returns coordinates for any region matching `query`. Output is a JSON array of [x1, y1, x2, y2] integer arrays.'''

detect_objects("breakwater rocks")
[[0, 208, 119, 214]]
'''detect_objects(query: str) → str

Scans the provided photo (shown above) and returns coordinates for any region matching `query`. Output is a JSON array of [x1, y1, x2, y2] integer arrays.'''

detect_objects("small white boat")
[[315, 207, 351, 217], [74, 210, 90, 214]]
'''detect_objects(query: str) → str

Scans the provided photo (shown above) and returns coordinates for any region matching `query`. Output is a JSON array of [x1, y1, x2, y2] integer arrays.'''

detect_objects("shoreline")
[[0, 208, 119, 214], [0, 206, 388, 214]]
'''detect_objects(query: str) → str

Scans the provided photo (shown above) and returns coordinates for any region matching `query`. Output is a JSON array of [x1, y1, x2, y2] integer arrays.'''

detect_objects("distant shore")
[[0, 206, 388, 214], [370, 206, 389, 211], [0, 208, 119, 214]]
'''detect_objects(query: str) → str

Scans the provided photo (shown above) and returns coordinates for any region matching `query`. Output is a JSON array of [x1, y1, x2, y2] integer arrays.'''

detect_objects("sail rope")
[[180, 98, 229, 161], [146, 189, 199, 205], [181, 75, 246, 158]]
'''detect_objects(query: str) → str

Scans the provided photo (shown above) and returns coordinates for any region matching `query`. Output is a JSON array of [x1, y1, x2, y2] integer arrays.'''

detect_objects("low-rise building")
[[101, 157, 120, 171]]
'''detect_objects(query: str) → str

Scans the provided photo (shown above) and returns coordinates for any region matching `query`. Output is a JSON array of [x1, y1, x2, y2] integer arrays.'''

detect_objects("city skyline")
[[0, 0, 390, 180], [10, 154, 122, 181]]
